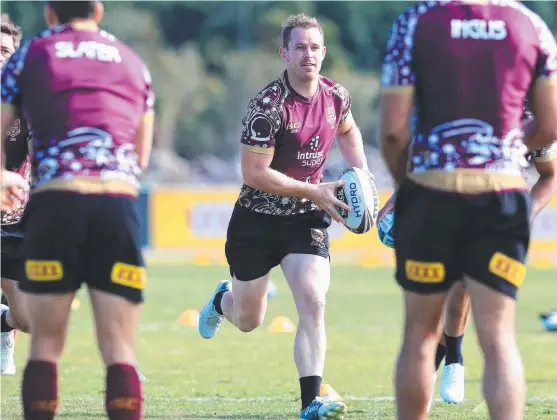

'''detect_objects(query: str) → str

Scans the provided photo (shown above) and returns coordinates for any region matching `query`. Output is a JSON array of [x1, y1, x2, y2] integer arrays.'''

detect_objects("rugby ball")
[[336, 167, 379, 234], [376, 192, 396, 248]]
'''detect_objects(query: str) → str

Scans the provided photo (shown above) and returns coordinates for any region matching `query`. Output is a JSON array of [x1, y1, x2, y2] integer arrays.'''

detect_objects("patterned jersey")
[[0, 25, 155, 197], [381, 0, 557, 193], [1, 109, 31, 232], [237, 71, 351, 215]]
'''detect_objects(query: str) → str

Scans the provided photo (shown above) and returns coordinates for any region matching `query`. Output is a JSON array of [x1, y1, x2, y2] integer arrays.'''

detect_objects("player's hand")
[[307, 180, 351, 224], [1, 169, 29, 212]]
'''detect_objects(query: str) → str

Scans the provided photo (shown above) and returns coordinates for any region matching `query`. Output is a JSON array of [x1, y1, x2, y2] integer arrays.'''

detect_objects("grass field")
[[1, 264, 556, 419]]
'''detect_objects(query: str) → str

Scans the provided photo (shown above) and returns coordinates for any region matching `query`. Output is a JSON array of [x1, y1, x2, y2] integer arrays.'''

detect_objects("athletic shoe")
[[198, 280, 231, 339]]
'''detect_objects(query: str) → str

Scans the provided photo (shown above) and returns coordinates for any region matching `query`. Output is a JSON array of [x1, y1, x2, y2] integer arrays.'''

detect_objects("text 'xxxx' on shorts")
[[394, 179, 530, 299], [19, 191, 146, 303]]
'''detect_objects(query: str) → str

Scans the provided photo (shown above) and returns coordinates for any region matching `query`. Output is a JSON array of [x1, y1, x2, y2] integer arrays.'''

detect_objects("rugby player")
[[0, 14, 32, 376], [378, 1, 557, 419], [198, 13, 371, 420], [431, 107, 557, 405], [0, 2, 155, 419], [378, 120, 557, 407]]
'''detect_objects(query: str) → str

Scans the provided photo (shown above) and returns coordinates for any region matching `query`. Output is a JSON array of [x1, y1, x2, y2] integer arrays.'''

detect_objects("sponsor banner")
[[137, 189, 150, 249], [149, 187, 557, 267]]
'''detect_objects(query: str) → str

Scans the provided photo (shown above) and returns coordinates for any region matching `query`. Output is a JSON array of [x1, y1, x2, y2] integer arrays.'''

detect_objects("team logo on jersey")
[[8, 119, 20, 140], [326, 106, 336, 127]]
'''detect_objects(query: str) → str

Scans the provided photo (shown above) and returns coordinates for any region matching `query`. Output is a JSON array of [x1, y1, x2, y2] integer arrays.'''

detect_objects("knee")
[[235, 312, 265, 333], [403, 322, 441, 352], [446, 291, 470, 321], [475, 328, 514, 359], [9, 309, 30, 333], [296, 292, 326, 322], [445, 299, 469, 324], [96, 327, 134, 365], [30, 330, 66, 361]]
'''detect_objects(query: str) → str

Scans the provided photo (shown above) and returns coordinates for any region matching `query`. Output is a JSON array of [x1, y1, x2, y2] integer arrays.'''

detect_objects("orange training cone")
[[320, 383, 343, 401], [177, 309, 200, 326], [268, 316, 296, 333]]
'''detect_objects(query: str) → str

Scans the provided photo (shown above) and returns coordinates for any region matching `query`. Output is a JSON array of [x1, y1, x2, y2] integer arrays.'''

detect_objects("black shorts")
[[394, 179, 531, 299], [1, 235, 25, 282], [19, 191, 145, 303], [226, 205, 331, 281]]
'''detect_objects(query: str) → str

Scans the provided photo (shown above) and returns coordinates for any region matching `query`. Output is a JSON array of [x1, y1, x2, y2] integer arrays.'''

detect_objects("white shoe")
[[439, 363, 465, 404], [0, 305, 16, 375], [427, 372, 437, 412]]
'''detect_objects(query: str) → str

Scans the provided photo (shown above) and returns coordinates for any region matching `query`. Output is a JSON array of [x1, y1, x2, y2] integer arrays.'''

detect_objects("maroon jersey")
[[381, 0, 557, 193], [238, 71, 351, 215], [1, 110, 31, 230], [0, 26, 154, 196]]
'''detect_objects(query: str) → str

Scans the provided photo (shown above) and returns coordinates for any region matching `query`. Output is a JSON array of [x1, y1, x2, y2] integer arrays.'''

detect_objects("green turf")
[[1, 265, 556, 419]]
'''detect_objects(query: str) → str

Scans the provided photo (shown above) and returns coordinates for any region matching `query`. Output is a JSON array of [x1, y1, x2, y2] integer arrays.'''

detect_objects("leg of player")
[[21, 292, 75, 420], [281, 254, 346, 420], [0, 301, 16, 375], [439, 282, 470, 404], [199, 274, 270, 339], [464, 277, 524, 420], [89, 289, 142, 420], [395, 291, 446, 420], [1, 278, 30, 375]]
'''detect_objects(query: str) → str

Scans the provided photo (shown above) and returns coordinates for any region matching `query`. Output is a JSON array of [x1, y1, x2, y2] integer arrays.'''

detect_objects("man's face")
[[281, 27, 326, 83], [0, 32, 16, 67]]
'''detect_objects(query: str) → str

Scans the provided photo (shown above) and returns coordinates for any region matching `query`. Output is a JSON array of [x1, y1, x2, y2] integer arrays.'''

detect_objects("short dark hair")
[[1, 14, 23, 48], [281, 14, 324, 49], [47, 1, 98, 24]]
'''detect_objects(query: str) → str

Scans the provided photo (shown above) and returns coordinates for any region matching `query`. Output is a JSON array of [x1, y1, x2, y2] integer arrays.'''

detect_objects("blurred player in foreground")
[[430, 107, 557, 405], [198, 13, 371, 420], [377, 110, 557, 407], [0, 14, 33, 376], [378, 1, 557, 419], [0, 1, 154, 419]]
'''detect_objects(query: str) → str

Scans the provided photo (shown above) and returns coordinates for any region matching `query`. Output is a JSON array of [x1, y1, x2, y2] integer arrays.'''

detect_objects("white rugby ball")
[[336, 167, 380, 234]]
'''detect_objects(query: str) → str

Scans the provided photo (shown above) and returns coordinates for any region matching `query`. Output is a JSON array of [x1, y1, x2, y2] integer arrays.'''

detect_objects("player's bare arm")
[[336, 112, 369, 172], [378, 89, 413, 184], [136, 111, 154, 169], [525, 79, 557, 151], [0, 103, 28, 209], [241, 148, 349, 223], [531, 157, 557, 221], [525, 22, 557, 151]]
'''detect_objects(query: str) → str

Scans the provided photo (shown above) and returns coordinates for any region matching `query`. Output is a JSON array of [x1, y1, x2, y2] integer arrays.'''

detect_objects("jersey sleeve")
[[142, 64, 155, 114], [0, 41, 31, 107], [380, 11, 418, 89], [339, 85, 352, 123], [532, 140, 557, 163], [240, 95, 282, 154], [534, 19, 557, 82]]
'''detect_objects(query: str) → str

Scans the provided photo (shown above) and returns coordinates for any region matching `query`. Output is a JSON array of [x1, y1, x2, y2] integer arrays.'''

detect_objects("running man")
[[198, 13, 371, 420]]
